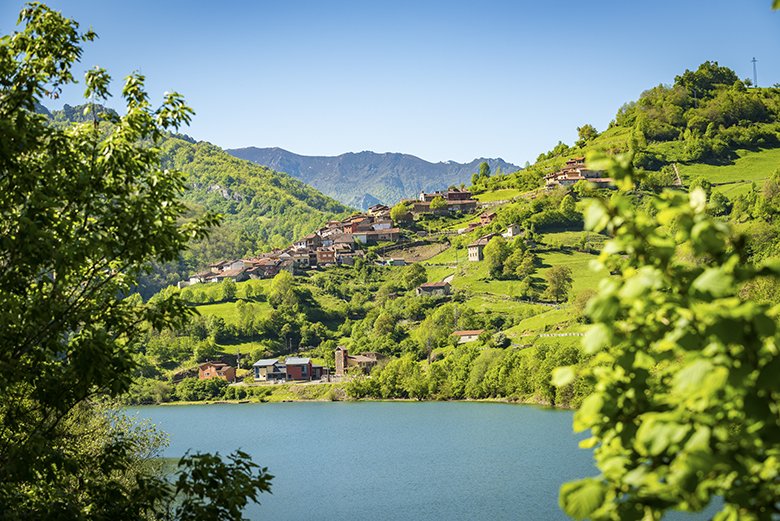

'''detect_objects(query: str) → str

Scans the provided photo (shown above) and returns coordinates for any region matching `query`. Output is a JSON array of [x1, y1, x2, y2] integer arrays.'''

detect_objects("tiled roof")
[[419, 281, 450, 288], [453, 330, 484, 336]]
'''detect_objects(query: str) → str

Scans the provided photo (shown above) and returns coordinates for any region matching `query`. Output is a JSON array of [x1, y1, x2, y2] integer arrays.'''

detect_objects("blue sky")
[[2, 1, 779, 165]]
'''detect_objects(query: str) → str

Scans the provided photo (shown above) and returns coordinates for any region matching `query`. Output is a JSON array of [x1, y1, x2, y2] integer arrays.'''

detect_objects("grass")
[[679, 147, 780, 197], [423, 245, 462, 265], [194, 300, 273, 324], [217, 340, 268, 355], [388, 242, 449, 262], [539, 231, 607, 251], [536, 250, 607, 297], [425, 265, 455, 284], [474, 188, 524, 202], [460, 294, 546, 315]]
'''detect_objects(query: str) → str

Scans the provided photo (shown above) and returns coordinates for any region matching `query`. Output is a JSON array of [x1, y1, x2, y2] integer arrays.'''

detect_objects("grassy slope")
[[195, 301, 273, 323], [474, 188, 525, 202], [679, 147, 780, 198]]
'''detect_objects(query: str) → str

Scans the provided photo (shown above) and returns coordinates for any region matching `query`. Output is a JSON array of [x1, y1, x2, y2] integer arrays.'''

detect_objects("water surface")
[[131, 401, 710, 520]]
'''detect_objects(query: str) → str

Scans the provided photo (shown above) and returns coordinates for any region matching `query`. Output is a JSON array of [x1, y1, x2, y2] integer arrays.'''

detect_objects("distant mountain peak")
[[227, 147, 521, 209]]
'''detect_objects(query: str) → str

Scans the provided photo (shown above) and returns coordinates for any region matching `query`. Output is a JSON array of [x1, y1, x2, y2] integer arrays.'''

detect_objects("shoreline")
[[137, 396, 572, 410]]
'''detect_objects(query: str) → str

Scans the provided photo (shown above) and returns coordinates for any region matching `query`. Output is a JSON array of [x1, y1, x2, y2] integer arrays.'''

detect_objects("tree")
[[575, 123, 599, 146], [674, 61, 741, 98], [402, 263, 427, 290], [268, 270, 298, 310], [689, 176, 713, 197], [0, 4, 270, 517], [429, 195, 447, 211], [222, 278, 237, 301], [556, 153, 780, 520], [390, 202, 412, 223], [483, 236, 511, 279], [479, 161, 491, 180], [559, 194, 577, 219], [543, 265, 572, 302]]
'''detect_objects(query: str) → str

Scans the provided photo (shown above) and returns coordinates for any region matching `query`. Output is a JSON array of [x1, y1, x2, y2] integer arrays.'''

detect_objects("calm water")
[[130, 402, 712, 521]]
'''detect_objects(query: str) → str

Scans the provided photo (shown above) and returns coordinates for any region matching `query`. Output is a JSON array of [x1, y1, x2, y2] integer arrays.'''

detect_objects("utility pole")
[[752, 57, 758, 88]]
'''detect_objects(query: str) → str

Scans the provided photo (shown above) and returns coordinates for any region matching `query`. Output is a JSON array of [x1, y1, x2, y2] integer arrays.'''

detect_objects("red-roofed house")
[[198, 361, 236, 382]]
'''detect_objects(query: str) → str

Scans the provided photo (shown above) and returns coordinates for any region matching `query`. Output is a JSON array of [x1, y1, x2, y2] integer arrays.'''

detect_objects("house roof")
[[218, 267, 246, 277], [200, 361, 230, 369], [354, 228, 401, 236], [469, 234, 496, 248], [349, 354, 377, 363], [453, 330, 485, 336], [418, 281, 450, 289], [334, 233, 354, 243], [253, 359, 279, 367], [285, 357, 311, 365]]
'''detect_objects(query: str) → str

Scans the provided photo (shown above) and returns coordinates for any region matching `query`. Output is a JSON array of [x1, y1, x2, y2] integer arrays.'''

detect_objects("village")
[[177, 187, 484, 286], [197, 332, 485, 387], [185, 157, 613, 390]]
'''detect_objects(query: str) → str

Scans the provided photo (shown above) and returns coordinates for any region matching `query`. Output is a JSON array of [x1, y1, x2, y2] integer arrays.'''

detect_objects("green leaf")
[[574, 393, 604, 432], [584, 202, 609, 232], [689, 187, 707, 213], [691, 268, 733, 298], [635, 416, 690, 456], [582, 324, 610, 354], [552, 366, 575, 387], [559, 478, 606, 520]]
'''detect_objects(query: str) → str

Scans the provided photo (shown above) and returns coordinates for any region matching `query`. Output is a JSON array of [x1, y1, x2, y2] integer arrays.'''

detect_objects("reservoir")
[[131, 401, 710, 520]]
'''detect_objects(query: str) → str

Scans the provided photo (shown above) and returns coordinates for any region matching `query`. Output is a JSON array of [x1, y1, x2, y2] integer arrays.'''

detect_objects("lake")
[[130, 402, 712, 521]]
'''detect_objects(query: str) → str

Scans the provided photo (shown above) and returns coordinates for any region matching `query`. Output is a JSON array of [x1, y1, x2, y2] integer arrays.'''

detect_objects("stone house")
[[415, 281, 451, 297], [198, 361, 236, 382]]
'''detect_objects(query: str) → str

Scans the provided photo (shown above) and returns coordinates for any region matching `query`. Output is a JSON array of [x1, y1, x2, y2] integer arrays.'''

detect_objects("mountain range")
[[226, 147, 521, 209]]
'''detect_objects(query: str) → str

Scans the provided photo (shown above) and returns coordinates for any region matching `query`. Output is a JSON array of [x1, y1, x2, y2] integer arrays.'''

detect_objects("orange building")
[[198, 361, 236, 382]]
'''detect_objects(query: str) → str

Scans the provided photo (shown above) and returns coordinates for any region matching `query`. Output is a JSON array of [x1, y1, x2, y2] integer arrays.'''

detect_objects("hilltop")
[[484, 61, 780, 195], [226, 147, 521, 208]]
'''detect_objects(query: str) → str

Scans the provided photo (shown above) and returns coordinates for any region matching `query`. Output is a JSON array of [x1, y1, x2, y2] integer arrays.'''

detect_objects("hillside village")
[[178, 161, 620, 391], [178, 187, 484, 286], [126, 62, 780, 409]]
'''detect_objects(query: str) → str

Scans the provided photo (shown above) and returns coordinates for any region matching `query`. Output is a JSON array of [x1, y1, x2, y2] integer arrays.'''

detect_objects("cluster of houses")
[[544, 157, 613, 189], [196, 347, 383, 384], [403, 188, 478, 215], [466, 224, 524, 262], [180, 205, 402, 287]]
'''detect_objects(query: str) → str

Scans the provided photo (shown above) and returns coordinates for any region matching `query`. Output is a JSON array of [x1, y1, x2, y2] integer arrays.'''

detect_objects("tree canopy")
[[0, 4, 270, 518], [556, 153, 780, 520]]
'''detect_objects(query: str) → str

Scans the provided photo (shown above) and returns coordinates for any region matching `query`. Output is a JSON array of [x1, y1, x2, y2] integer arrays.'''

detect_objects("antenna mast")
[[752, 57, 758, 88]]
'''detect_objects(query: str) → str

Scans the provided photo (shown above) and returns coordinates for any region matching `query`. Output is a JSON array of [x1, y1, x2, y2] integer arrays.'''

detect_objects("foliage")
[[0, 4, 270, 518], [557, 153, 780, 520], [483, 236, 511, 278], [390, 201, 412, 223], [429, 195, 447, 211], [174, 377, 229, 401], [170, 451, 273, 521], [347, 342, 591, 406], [576, 124, 599, 147], [543, 265, 573, 303]]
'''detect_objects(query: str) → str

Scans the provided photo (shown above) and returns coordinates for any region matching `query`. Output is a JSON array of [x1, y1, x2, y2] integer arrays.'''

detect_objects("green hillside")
[[46, 104, 353, 296], [471, 61, 780, 196], [679, 146, 780, 197], [129, 61, 780, 409]]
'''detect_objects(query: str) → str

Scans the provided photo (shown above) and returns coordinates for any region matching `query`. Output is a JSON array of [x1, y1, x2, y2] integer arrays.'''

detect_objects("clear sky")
[[2, 1, 779, 165]]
